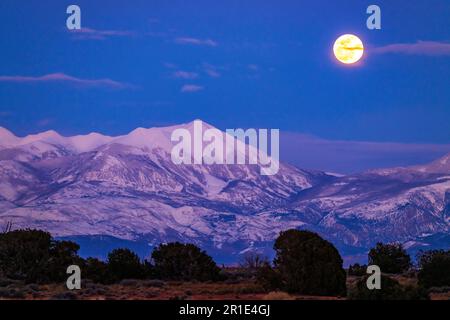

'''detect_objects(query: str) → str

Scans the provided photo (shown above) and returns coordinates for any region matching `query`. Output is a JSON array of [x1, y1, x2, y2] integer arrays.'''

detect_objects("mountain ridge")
[[0, 121, 448, 263]]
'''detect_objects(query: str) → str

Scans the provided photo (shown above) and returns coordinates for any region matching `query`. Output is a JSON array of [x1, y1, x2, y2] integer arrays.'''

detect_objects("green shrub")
[[151, 242, 220, 281], [83, 257, 112, 284], [417, 250, 450, 288], [271, 229, 347, 296], [107, 248, 145, 281], [0, 229, 81, 283], [256, 262, 282, 292], [368, 242, 411, 274]]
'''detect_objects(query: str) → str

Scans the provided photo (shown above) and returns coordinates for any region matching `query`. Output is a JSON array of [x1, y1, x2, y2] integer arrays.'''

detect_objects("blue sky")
[[0, 1, 449, 172]]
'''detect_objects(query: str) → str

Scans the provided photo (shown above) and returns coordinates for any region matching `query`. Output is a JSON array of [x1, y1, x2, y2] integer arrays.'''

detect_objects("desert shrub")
[[0, 287, 26, 299], [107, 248, 145, 281], [151, 242, 220, 281], [348, 263, 368, 276], [0, 278, 22, 287], [141, 279, 165, 288], [348, 275, 428, 300], [427, 286, 450, 294], [239, 252, 269, 275], [256, 262, 282, 292], [83, 257, 112, 284], [119, 279, 139, 287], [0, 229, 81, 283], [271, 229, 347, 296], [368, 242, 411, 274], [262, 291, 293, 300], [417, 250, 450, 288], [235, 283, 265, 294], [47, 240, 83, 282]]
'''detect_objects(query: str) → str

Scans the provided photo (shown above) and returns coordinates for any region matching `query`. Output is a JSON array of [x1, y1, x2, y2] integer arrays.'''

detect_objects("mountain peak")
[[0, 126, 15, 137], [21, 130, 64, 145], [0, 127, 19, 146]]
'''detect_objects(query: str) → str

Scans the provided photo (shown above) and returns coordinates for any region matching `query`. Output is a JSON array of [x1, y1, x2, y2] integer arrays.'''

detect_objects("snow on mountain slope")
[[0, 122, 448, 262]]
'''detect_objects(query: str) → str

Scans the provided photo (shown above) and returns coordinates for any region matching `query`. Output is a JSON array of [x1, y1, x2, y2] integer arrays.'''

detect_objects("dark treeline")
[[0, 228, 449, 299]]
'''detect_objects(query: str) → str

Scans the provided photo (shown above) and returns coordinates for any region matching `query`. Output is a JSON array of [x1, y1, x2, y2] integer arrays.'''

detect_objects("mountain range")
[[0, 121, 448, 264]]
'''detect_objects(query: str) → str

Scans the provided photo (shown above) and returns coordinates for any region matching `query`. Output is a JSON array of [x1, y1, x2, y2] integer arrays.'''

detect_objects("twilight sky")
[[0, 0, 449, 172]]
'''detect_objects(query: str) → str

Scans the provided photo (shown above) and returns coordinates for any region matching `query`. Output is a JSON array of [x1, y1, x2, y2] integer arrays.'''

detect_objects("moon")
[[333, 34, 364, 64]]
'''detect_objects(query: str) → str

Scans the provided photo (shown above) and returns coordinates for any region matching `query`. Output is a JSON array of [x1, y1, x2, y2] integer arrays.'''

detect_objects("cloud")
[[373, 40, 450, 56], [280, 132, 450, 174], [36, 118, 54, 127], [175, 37, 218, 47], [203, 63, 221, 78], [69, 27, 135, 40], [173, 71, 198, 79], [0, 73, 132, 89], [181, 84, 204, 93]]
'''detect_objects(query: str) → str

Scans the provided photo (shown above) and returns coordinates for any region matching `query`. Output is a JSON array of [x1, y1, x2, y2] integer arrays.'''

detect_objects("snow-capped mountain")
[[0, 122, 448, 263]]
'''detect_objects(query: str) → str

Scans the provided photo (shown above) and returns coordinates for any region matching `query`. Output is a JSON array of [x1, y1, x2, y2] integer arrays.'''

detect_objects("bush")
[[119, 279, 139, 287], [256, 262, 282, 292], [348, 263, 367, 276], [368, 242, 411, 274], [107, 248, 145, 281], [83, 257, 111, 284], [417, 250, 450, 289], [47, 240, 83, 282], [0, 229, 81, 283], [266, 229, 347, 296], [151, 242, 220, 281], [348, 275, 428, 300]]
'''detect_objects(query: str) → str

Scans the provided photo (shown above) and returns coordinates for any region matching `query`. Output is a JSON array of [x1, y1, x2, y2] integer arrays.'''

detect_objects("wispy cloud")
[[280, 132, 450, 174], [36, 118, 54, 127], [373, 40, 450, 56], [69, 27, 135, 40], [203, 63, 221, 78], [173, 71, 198, 79], [175, 37, 218, 47], [181, 84, 204, 93], [0, 73, 132, 89]]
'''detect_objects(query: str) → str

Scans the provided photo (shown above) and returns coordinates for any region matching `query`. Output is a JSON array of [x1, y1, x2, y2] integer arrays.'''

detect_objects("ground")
[[0, 274, 449, 300]]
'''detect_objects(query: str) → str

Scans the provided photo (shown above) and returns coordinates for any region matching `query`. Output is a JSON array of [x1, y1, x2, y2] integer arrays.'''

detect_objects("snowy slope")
[[0, 121, 448, 262]]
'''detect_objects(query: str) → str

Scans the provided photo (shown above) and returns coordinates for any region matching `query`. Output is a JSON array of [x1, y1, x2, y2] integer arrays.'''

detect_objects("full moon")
[[333, 34, 364, 64]]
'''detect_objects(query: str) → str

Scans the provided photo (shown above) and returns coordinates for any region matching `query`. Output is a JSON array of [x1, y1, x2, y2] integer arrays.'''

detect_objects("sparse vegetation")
[[348, 274, 428, 300], [348, 263, 367, 276], [239, 252, 269, 275], [0, 228, 448, 300]]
